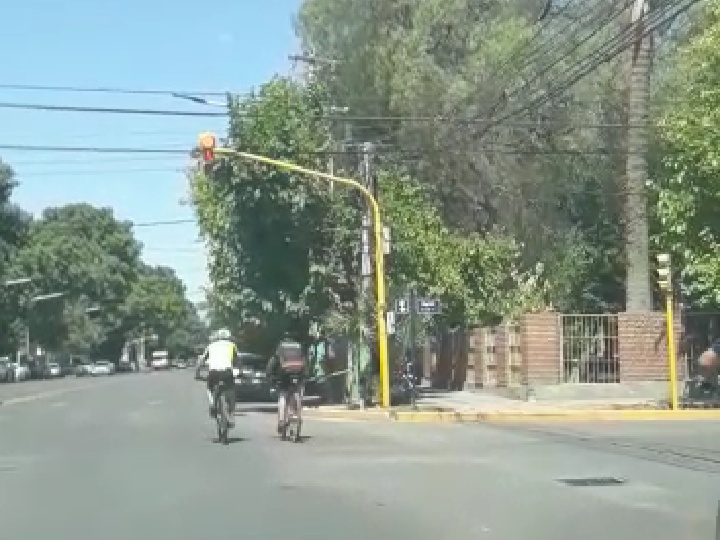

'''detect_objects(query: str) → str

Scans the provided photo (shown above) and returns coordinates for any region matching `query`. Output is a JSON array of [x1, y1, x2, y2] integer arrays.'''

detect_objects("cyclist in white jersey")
[[200, 328, 239, 425]]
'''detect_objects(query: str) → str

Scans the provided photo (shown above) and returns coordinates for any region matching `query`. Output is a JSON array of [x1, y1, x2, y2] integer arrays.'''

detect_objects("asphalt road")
[[0, 374, 115, 404], [1, 371, 719, 540]]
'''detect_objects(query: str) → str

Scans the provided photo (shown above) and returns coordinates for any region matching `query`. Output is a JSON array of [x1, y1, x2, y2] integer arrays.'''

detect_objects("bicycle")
[[212, 378, 233, 445], [279, 377, 303, 443]]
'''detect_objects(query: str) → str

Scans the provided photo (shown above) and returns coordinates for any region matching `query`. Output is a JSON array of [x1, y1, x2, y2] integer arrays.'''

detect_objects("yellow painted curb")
[[305, 408, 720, 423]]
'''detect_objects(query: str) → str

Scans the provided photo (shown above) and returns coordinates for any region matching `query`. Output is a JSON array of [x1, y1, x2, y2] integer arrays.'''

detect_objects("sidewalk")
[[303, 389, 720, 423]]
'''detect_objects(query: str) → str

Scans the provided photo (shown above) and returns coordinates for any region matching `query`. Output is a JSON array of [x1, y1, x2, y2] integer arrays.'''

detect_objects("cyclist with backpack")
[[266, 333, 308, 436]]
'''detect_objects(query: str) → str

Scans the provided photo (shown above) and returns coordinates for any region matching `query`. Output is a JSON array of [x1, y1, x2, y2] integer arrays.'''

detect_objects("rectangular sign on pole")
[[386, 311, 396, 335], [416, 298, 441, 315], [395, 298, 409, 315]]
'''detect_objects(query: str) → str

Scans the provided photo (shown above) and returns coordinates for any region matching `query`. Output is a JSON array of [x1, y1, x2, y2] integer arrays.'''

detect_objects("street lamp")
[[194, 132, 392, 408], [172, 93, 226, 108]]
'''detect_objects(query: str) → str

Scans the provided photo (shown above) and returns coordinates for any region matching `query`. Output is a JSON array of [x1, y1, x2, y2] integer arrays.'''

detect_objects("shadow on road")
[[212, 436, 245, 444]]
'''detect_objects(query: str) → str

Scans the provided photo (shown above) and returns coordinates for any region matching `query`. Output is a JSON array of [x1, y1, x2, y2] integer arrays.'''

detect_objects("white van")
[[151, 350, 170, 370]]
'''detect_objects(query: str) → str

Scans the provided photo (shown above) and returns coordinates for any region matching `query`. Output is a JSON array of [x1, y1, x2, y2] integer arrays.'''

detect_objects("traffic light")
[[197, 132, 217, 172], [656, 253, 672, 293]]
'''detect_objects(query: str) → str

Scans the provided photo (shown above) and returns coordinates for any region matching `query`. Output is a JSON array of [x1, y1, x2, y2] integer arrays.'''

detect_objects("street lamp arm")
[[214, 148, 379, 217], [209, 146, 391, 408]]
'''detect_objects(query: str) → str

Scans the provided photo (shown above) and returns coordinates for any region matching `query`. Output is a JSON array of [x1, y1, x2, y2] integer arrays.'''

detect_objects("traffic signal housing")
[[656, 253, 672, 293], [197, 132, 217, 173]]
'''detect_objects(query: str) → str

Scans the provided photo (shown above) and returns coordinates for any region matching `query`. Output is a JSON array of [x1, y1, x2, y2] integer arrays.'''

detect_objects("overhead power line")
[[133, 219, 195, 227], [0, 101, 226, 117], [0, 83, 234, 97], [0, 101, 659, 128], [504, 0, 632, 102], [476, 0, 698, 134], [0, 144, 189, 155]]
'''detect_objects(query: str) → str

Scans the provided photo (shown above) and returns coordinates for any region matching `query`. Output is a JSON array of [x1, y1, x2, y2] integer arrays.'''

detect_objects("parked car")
[[60, 363, 75, 377], [151, 350, 170, 370], [173, 359, 187, 369], [234, 353, 273, 401], [116, 359, 134, 373], [0, 358, 13, 382], [9, 362, 31, 382], [44, 362, 62, 378], [90, 361, 115, 376], [76, 361, 94, 377]]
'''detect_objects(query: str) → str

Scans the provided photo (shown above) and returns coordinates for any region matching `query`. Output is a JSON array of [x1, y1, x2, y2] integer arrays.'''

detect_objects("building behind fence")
[[425, 310, 696, 395]]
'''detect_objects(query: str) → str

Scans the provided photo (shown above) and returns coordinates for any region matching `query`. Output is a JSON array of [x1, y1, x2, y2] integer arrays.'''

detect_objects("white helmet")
[[216, 328, 231, 341]]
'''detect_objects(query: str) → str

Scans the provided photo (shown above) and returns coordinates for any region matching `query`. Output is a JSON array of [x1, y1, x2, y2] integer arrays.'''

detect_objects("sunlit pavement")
[[0, 370, 718, 540], [0, 373, 125, 404]]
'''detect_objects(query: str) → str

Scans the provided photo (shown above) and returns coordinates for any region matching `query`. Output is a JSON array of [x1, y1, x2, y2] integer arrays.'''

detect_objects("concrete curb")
[[304, 407, 720, 423]]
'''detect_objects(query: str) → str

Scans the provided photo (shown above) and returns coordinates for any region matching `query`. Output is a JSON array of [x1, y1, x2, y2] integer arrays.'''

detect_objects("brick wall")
[[617, 311, 684, 381], [438, 310, 685, 389], [520, 312, 562, 385]]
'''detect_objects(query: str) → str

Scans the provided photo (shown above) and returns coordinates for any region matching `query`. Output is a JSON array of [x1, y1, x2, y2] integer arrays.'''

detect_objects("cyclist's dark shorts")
[[207, 368, 235, 393]]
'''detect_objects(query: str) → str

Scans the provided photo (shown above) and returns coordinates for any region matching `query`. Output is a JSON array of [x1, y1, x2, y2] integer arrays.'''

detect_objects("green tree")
[[653, 0, 720, 306], [166, 304, 208, 358], [192, 78, 338, 353], [296, 0, 631, 312], [9, 203, 142, 355], [0, 160, 32, 353], [122, 265, 193, 350]]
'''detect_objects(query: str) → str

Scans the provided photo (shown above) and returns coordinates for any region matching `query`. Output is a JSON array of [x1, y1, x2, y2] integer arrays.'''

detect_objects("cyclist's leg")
[[296, 382, 304, 423], [224, 369, 236, 428], [206, 370, 218, 417]]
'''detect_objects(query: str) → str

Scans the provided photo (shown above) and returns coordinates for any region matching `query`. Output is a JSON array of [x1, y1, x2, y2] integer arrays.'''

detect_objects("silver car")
[[90, 361, 115, 376]]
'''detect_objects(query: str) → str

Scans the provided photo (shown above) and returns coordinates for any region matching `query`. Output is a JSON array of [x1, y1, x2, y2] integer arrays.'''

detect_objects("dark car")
[[0, 359, 13, 382], [234, 353, 273, 401]]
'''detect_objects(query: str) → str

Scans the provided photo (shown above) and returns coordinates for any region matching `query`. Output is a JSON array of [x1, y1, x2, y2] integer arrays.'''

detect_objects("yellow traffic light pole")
[[196, 134, 391, 408], [664, 293, 679, 411], [657, 253, 679, 411]]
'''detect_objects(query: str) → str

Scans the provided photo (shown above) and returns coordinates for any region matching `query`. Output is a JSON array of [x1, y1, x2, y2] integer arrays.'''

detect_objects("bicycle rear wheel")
[[292, 390, 302, 443], [215, 391, 229, 444]]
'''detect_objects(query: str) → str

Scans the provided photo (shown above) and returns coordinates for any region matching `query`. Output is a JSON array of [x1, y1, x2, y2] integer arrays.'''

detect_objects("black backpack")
[[277, 342, 306, 375]]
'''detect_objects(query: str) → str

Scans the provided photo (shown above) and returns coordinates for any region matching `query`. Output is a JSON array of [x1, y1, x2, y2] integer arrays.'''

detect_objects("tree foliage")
[[653, 0, 720, 306], [0, 198, 205, 359], [294, 0, 692, 314], [192, 78, 338, 352]]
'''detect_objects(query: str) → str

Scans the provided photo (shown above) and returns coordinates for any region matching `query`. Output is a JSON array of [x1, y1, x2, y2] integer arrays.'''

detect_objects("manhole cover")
[[558, 477, 626, 487]]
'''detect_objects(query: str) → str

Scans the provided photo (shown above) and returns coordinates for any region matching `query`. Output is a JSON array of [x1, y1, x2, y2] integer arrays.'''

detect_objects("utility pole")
[[358, 141, 376, 405], [625, 0, 652, 311], [408, 285, 417, 381]]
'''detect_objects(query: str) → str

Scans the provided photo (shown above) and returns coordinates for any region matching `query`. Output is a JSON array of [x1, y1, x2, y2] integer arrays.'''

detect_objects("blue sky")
[[1, 0, 302, 306]]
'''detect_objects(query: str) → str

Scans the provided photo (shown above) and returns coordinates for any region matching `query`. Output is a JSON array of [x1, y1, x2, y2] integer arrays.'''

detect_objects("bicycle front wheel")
[[217, 393, 229, 444]]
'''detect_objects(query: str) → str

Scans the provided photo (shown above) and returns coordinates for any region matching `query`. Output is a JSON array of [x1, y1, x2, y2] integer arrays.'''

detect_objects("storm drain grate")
[[557, 477, 627, 487]]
